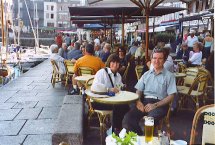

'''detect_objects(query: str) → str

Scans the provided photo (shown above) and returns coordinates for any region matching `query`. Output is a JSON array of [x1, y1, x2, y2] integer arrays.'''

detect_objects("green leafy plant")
[[112, 131, 137, 145]]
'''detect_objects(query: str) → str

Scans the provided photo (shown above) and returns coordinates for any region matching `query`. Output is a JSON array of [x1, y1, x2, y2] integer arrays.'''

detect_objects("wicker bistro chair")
[[178, 62, 187, 73], [50, 60, 61, 88], [177, 67, 199, 92], [64, 60, 74, 87], [78, 66, 95, 76], [85, 78, 112, 145], [198, 67, 213, 104], [177, 73, 209, 111], [135, 65, 144, 80], [190, 104, 215, 145]]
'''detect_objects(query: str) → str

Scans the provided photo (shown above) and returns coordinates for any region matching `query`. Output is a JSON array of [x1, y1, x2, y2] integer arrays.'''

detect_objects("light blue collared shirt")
[[135, 68, 177, 100]]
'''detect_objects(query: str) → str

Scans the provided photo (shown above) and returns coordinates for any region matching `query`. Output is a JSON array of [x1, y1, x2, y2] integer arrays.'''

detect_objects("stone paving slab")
[[13, 101, 38, 109], [0, 102, 16, 109], [23, 134, 52, 145], [20, 119, 56, 135], [0, 135, 26, 145], [0, 109, 21, 121], [0, 120, 26, 135], [35, 100, 63, 108], [36, 91, 66, 97], [38, 107, 61, 119], [11, 92, 37, 98], [33, 85, 51, 90], [0, 90, 17, 103], [15, 108, 42, 120], [63, 95, 83, 104]]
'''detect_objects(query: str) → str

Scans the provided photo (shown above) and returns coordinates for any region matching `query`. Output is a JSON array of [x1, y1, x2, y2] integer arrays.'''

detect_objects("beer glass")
[[144, 116, 154, 143]]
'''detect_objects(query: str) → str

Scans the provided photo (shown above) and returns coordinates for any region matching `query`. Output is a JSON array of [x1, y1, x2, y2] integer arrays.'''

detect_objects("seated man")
[[58, 43, 69, 59], [50, 44, 66, 76], [122, 48, 177, 135], [92, 54, 129, 132], [67, 42, 83, 61], [70, 43, 105, 94]]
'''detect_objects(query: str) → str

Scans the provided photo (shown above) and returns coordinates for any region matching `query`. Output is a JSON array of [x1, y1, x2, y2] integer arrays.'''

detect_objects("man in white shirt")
[[50, 44, 66, 75], [91, 54, 128, 132], [94, 37, 100, 45], [186, 30, 198, 51]]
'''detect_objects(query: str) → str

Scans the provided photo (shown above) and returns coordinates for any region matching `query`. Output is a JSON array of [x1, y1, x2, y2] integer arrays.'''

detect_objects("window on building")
[[46, 13, 49, 19], [46, 5, 49, 10], [47, 22, 54, 27], [51, 14, 54, 19], [59, 23, 63, 27], [51, 6, 54, 11], [58, 0, 61, 2], [60, 6, 63, 11]]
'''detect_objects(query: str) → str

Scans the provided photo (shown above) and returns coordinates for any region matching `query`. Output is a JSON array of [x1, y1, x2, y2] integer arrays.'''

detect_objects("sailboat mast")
[[1, 0, 5, 47], [17, 0, 20, 45], [23, 0, 38, 54]]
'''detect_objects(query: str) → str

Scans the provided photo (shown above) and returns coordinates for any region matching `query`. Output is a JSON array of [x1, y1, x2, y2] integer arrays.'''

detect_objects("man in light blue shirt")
[[123, 47, 177, 135]]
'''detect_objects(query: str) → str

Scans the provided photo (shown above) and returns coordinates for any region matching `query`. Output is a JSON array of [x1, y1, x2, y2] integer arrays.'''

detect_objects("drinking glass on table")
[[144, 116, 154, 144]]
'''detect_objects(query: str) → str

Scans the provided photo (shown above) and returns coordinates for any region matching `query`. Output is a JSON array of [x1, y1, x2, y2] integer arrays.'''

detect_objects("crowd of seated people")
[[49, 32, 214, 137]]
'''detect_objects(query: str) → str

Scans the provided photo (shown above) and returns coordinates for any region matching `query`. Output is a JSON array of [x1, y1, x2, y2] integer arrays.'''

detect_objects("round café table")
[[86, 90, 139, 144], [85, 89, 139, 105]]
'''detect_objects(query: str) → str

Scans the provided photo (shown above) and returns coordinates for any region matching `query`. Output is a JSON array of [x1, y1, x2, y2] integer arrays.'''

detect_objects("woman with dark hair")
[[117, 46, 128, 76], [92, 54, 129, 133]]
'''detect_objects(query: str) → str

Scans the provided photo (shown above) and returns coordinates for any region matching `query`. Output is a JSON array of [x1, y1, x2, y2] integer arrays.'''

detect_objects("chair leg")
[[87, 109, 94, 127], [65, 74, 68, 88], [52, 75, 56, 88], [195, 97, 199, 111], [97, 112, 109, 145]]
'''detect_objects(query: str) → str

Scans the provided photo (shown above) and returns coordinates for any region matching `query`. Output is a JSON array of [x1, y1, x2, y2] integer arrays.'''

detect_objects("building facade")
[[44, 2, 57, 27], [57, 0, 80, 29]]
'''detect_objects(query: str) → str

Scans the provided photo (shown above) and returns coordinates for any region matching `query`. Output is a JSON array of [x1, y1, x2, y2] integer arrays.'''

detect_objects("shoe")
[[69, 89, 79, 95]]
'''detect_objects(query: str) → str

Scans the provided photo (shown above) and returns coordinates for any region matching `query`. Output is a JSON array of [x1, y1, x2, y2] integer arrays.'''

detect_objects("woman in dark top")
[[176, 42, 189, 64], [117, 46, 128, 76]]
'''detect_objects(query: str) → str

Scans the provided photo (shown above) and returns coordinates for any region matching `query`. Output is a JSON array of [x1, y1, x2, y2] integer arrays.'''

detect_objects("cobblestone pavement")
[[0, 60, 67, 145]]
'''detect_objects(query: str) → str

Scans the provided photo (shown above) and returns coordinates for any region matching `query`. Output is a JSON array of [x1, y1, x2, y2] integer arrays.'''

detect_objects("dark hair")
[[133, 41, 138, 46], [74, 42, 81, 50], [117, 46, 126, 54], [106, 54, 120, 67], [151, 47, 168, 61], [85, 44, 94, 54]]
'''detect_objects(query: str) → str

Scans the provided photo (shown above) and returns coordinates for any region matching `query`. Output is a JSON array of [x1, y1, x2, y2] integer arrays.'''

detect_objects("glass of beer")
[[144, 116, 154, 144]]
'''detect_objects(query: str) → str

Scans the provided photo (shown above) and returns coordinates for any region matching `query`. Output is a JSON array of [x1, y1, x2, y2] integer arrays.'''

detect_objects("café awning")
[[69, 6, 185, 17]]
